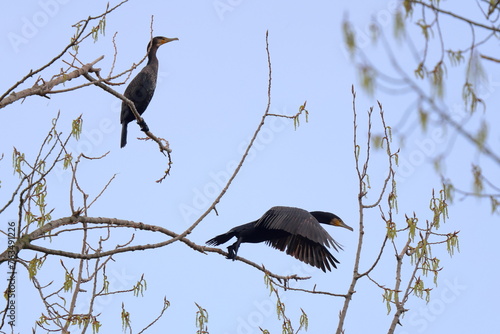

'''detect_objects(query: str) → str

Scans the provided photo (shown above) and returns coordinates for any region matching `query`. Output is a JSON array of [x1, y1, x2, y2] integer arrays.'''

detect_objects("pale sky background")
[[1, 1, 499, 333]]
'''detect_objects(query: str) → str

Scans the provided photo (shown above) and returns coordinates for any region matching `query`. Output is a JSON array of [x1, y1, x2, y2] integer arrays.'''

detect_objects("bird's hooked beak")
[[331, 217, 354, 231], [160, 37, 179, 45]]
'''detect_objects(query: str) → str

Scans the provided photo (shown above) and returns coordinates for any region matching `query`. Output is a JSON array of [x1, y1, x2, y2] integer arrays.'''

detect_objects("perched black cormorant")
[[206, 206, 353, 272], [120, 36, 178, 148]]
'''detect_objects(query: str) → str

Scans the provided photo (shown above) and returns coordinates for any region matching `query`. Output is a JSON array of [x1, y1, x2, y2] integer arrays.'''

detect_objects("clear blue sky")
[[1, 1, 499, 333]]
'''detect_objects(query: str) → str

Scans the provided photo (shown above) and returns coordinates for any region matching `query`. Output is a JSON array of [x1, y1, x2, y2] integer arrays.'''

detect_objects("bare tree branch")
[[0, 57, 103, 109]]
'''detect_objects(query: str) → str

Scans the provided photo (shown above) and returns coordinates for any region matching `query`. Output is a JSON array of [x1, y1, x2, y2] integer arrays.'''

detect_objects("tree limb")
[[0, 56, 104, 109]]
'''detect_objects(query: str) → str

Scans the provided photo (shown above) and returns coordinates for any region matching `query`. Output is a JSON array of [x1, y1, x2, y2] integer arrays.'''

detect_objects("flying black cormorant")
[[206, 206, 353, 272]]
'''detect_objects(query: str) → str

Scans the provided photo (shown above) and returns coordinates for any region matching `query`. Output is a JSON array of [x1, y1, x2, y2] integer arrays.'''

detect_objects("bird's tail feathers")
[[120, 123, 128, 148], [206, 233, 233, 246]]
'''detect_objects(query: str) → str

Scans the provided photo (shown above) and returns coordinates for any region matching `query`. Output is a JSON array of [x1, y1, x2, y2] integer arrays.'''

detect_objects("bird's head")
[[311, 211, 353, 231], [148, 36, 179, 51], [330, 215, 353, 231]]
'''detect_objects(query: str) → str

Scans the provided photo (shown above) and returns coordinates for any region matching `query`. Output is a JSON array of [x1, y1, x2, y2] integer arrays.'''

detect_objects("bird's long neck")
[[147, 45, 160, 66], [310, 211, 332, 224]]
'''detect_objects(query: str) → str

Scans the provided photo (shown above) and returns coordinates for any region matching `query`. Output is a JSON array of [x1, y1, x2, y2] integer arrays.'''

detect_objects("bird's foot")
[[138, 119, 150, 133], [226, 246, 236, 260]]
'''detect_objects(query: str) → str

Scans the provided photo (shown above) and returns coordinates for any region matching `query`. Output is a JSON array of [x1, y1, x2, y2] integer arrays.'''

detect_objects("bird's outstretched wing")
[[268, 234, 339, 271], [255, 206, 341, 272], [255, 206, 337, 248]]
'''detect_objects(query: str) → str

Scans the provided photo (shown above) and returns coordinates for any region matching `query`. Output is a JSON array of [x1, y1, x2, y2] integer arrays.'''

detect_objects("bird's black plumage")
[[206, 206, 353, 272], [120, 36, 178, 148]]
